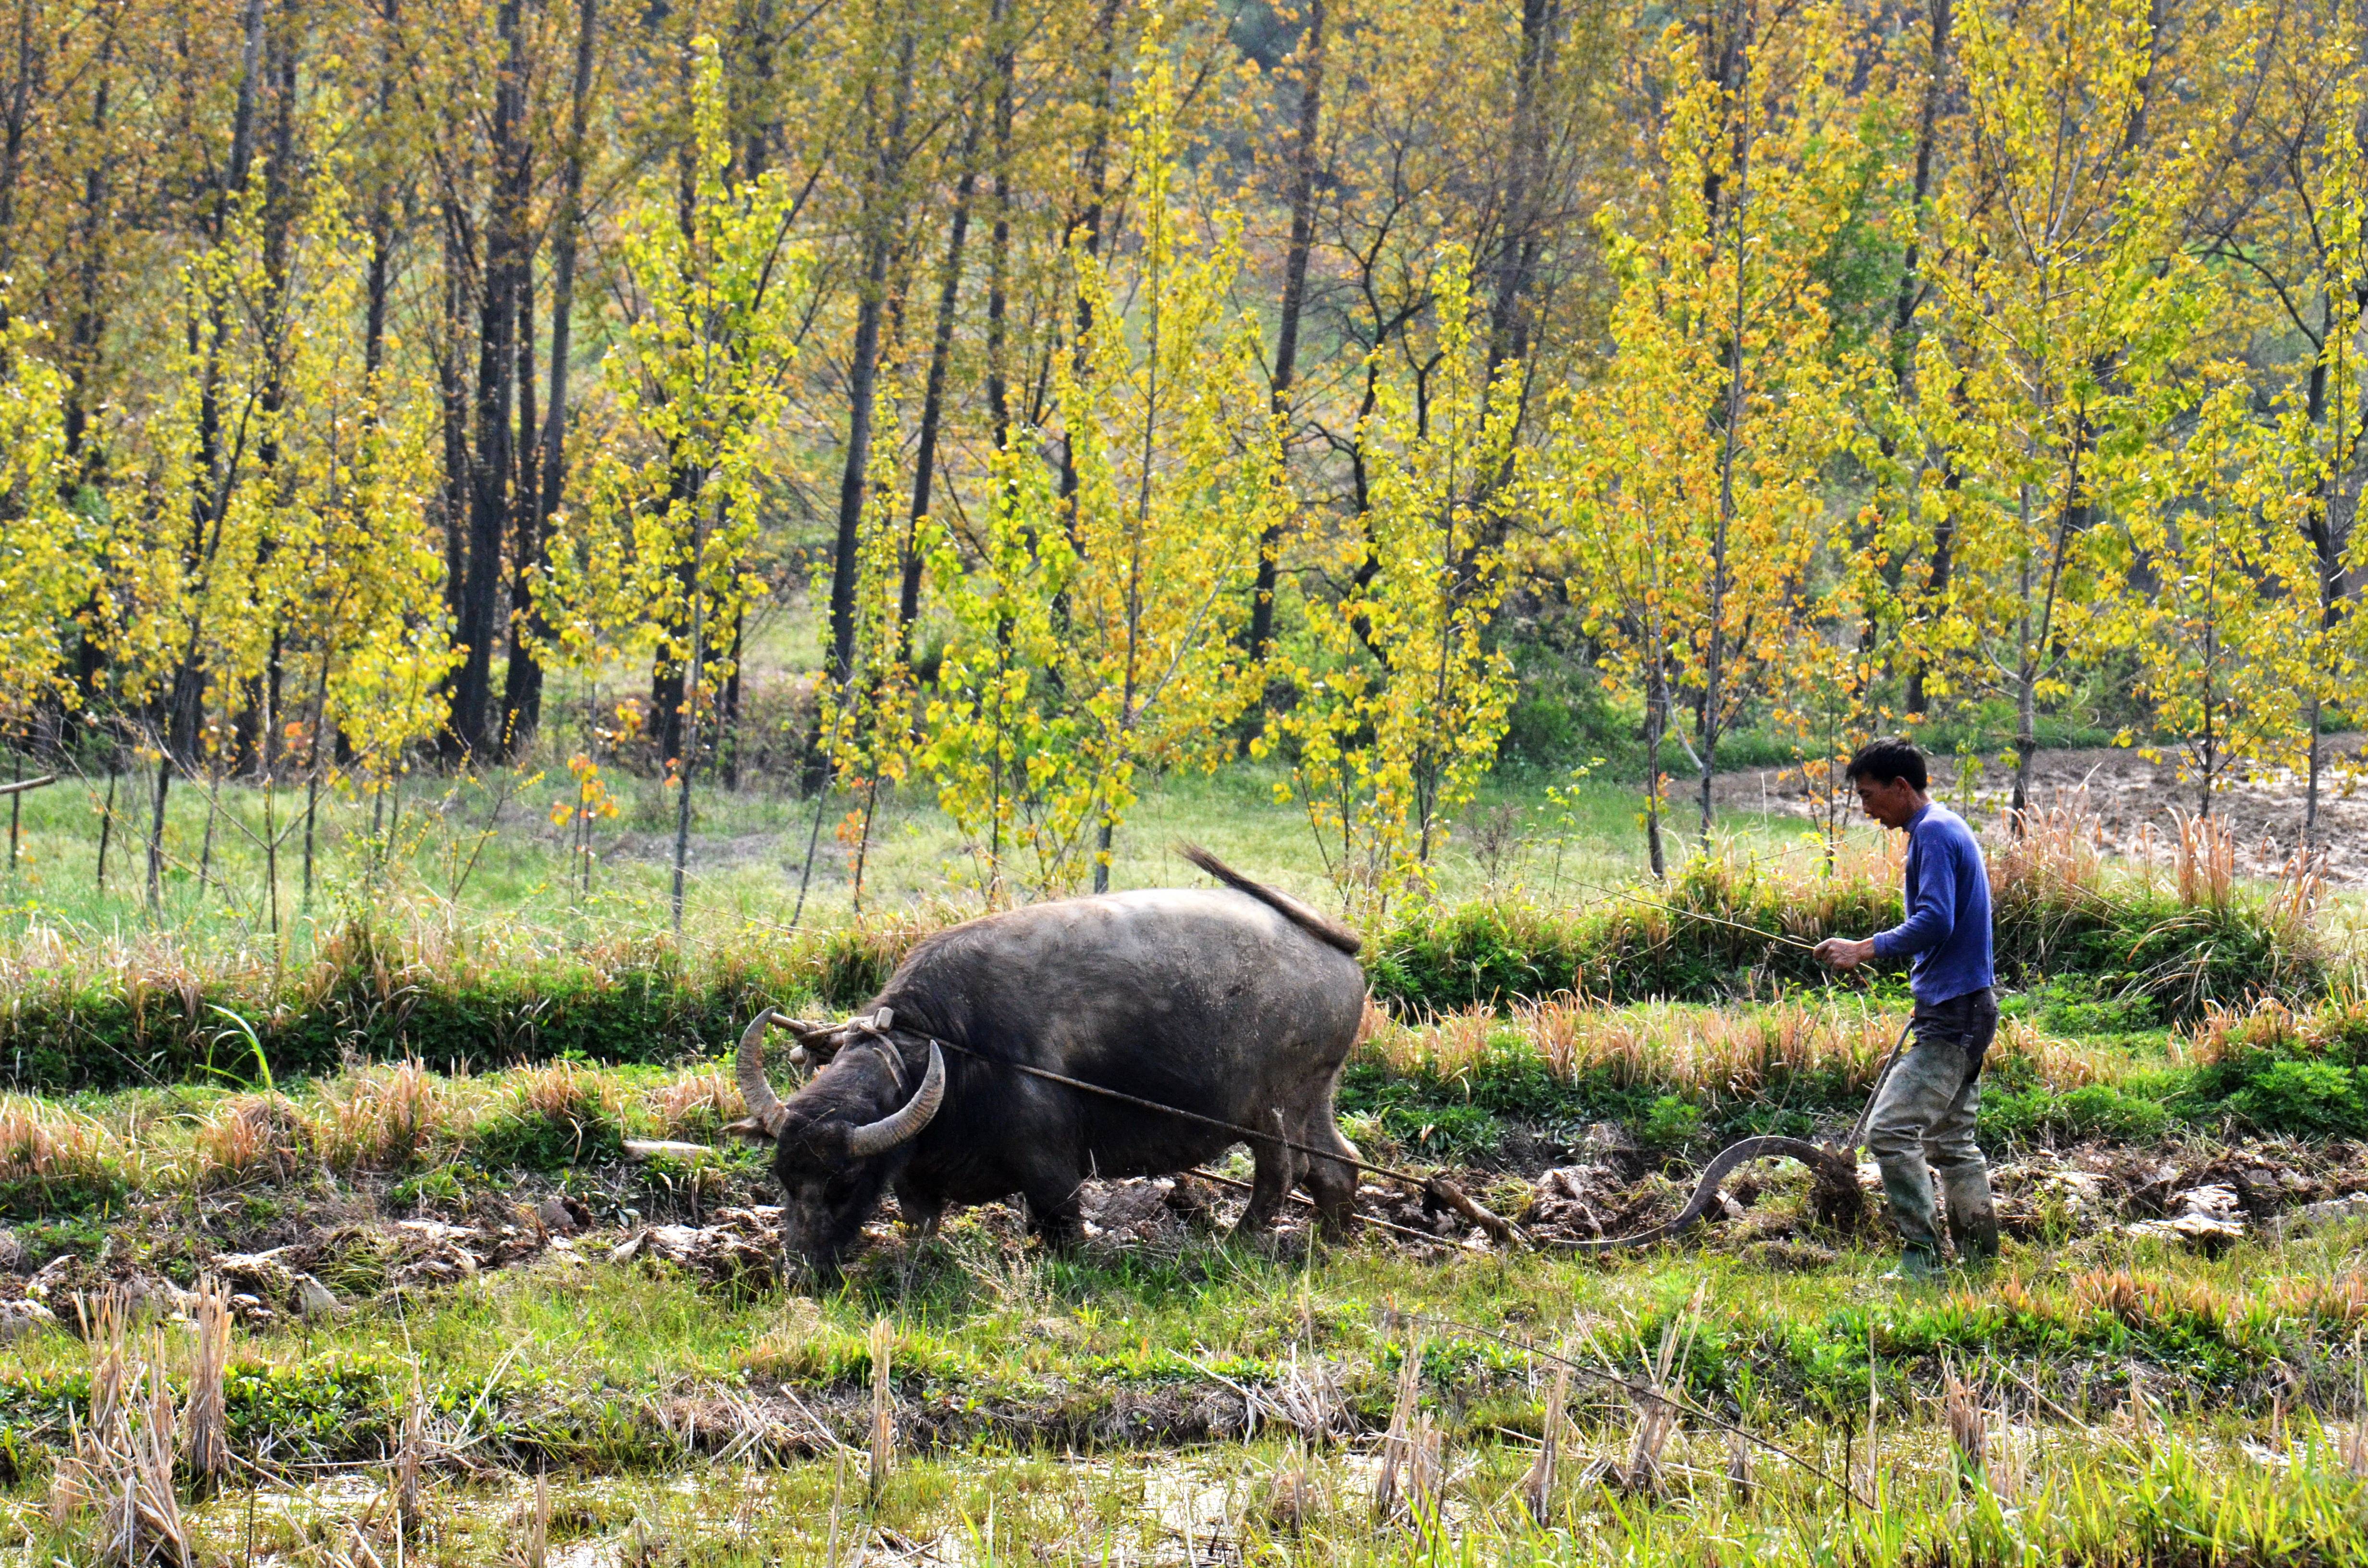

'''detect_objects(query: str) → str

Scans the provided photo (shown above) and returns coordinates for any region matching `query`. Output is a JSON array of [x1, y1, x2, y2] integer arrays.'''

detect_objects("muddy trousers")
[[1864, 988, 1999, 1263]]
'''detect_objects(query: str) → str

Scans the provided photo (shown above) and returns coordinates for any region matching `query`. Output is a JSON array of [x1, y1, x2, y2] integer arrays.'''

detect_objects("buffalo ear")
[[722, 1115, 781, 1141]]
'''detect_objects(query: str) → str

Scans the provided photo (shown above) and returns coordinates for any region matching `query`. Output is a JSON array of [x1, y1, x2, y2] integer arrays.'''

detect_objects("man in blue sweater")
[[1814, 738, 1998, 1279]]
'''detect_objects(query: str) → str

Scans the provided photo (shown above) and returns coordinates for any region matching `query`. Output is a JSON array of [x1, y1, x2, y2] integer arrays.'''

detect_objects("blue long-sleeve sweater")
[[1871, 802, 1994, 1004]]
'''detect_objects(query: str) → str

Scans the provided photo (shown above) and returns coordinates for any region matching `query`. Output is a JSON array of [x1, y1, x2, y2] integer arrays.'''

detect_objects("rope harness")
[[758, 1006, 1919, 1252]]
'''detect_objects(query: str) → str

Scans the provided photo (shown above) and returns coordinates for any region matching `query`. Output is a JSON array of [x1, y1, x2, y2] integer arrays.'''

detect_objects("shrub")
[[1979, 1082, 2172, 1146], [2220, 1059, 2366, 1139], [1639, 1094, 1702, 1150], [2177, 997, 2368, 1139]]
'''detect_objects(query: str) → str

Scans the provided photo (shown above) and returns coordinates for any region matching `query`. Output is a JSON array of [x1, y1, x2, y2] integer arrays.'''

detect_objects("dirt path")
[[1712, 735, 2368, 885]]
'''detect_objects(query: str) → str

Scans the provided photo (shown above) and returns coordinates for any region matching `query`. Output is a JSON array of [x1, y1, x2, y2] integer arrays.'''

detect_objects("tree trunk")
[[2010, 524, 2036, 825], [61, 16, 119, 479], [504, 0, 593, 757], [438, 204, 469, 641], [651, 462, 698, 766], [1645, 644, 1668, 879], [364, 0, 398, 379], [450, 0, 530, 761], [899, 0, 997, 647], [147, 0, 269, 905], [671, 501, 714, 933], [505, 250, 542, 753], [1248, 0, 1326, 685], [0, 0, 37, 279], [234, 3, 300, 778], [1056, 0, 1126, 515], [983, 0, 1017, 448], [719, 606, 743, 789], [1697, 6, 1753, 844], [2299, 282, 2360, 847], [1893, 0, 1955, 717], [1488, 0, 1559, 377], [824, 18, 917, 690]]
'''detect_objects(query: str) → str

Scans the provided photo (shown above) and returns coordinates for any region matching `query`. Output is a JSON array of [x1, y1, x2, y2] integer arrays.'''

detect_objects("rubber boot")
[[1875, 1156, 1945, 1258], [1942, 1167, 1999, 1267], [1880, 1245, 1942, 1283]]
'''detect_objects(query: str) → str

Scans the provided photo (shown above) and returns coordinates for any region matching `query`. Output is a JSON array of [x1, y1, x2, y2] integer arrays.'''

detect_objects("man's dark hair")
[[1844, 737, 1927, 792]]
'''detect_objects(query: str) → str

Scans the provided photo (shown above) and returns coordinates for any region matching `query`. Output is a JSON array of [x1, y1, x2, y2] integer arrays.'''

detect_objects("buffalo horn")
[[736, 1010, 787, 1129], [844, 1041, 946, 1158]]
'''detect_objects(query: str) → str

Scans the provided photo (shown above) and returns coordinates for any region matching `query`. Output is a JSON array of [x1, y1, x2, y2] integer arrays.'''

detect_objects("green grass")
[[6, 1206, 2368, 1568], [0, 750, 1799, 964], [10, 1424, 2366, 1568]]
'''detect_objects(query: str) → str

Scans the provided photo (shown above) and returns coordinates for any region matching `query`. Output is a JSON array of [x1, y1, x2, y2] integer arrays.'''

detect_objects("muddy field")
[[10, 1122, 2365, 1353], [1716, 734, 2368, 884]]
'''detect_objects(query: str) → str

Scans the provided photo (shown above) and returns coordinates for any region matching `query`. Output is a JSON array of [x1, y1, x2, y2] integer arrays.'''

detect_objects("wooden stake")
[[1942, 1356, 1986, 1490], [1519, 1350, 1571, 1524], [395, 1375, 423, 1543], [1373, 1334, 1424, 1524], [867, 1318, 894, 1505], [525, 1471, 550, 1568]]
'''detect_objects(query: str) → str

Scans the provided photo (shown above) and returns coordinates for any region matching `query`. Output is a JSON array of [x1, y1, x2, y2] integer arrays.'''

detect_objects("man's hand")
[[1816, 937, 1876, 972]]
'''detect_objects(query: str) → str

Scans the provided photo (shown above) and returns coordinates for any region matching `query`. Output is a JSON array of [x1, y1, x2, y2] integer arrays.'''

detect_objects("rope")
[[767, 1004, 1923, 1256], [917, 1033, 1521, 1243]]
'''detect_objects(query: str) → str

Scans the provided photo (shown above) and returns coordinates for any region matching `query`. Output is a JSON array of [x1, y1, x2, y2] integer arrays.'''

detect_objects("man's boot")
[[1875, 1157, 1946, 1284], [1942, 1168, 1999, 1267]]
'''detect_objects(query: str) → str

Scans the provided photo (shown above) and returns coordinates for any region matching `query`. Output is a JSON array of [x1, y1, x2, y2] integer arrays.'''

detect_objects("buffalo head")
[[727, 1009, 946, 1275]]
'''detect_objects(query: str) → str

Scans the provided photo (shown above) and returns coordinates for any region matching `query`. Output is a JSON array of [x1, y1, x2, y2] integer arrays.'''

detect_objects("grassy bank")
[[7, 993, 2368, 1230], [0, 834, 2343, 1095]]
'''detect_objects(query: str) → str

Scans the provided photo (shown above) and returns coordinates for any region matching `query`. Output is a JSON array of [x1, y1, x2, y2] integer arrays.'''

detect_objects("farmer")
[[1813, 738, 1999, 1279]]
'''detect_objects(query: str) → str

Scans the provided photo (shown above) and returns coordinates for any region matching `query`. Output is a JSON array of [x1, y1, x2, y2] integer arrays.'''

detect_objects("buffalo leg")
[[1295, 1112, 1361, 1240], [1235, 1111, 1300, 1237], [1023, 1174, 1085, 1248], [893, 1177, 943, 1238]]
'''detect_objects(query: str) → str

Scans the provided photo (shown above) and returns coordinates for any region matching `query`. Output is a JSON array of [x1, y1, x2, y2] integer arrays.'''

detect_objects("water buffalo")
[[727, 846, 1369, 1275]]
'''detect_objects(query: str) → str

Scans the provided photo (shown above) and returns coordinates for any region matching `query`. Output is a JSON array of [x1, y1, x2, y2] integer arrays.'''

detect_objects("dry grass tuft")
[[2185, 994, 2368, 1066], [1726, 1426, 1753, 1504], [182, 1277, 230, 1496], [1510, 997, 1899, 1095], [2266, 845, 2330, 943], [190, 1094, 309, 1188], [1265, 1346, 1350, 1444], [1368, 993, 2119, 1100], [1372, 1337, 1438, 1527], [0, 1094, 114, 1185], [2070, 1267, 2233, 1334], [2266, 1271, 2368, 1328], [317, 1059, 448, 1171], [1994, 791, 2106, 908], [54, 1294, 190, 1568], [508, 1058, 619, 1125], [2172, 808, 2237, 909], [1359, 1007, 1496, 1081], [651, 1068, 740, 1138], [1262, 1444, 1320, 1535], [1992, 1016, 2115, 1089], [1613, 1293, 1698, 1495], [395, 1373, 424, 1543], [519, 1471, 551, 1568], [1942, 1359, 1986, 1488]]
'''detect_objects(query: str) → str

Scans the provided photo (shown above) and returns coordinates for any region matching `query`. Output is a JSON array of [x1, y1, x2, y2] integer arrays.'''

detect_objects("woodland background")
[[0, 0, 2362, 927]]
